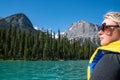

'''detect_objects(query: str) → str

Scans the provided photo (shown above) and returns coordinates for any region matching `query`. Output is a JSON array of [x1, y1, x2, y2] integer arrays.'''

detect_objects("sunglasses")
[[99, 23, 119, 31]]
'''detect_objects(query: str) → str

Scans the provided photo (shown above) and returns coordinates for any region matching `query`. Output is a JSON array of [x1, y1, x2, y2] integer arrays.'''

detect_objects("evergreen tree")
[[43, 30, 50, 60]]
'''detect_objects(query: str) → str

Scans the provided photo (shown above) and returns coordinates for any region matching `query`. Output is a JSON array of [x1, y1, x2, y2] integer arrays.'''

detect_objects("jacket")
[[87, 40, 120, 80]]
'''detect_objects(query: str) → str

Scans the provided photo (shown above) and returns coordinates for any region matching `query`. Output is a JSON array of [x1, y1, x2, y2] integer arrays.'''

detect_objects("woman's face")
[[98, 18, 120, 46]]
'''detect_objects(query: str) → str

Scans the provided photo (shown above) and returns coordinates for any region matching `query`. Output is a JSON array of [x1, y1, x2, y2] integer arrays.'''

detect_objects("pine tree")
[[43, 30, 50, 60]]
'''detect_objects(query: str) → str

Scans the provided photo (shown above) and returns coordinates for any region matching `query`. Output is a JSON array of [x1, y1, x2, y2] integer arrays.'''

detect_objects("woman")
[[87, 12, 120, 80]]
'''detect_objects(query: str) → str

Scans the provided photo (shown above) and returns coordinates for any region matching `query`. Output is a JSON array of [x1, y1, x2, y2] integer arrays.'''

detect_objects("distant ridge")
[[0, 13, 35, 31]]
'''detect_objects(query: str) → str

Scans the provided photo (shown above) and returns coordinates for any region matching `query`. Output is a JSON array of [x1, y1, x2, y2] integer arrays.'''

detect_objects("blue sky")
[[0, 0, 120, 33]]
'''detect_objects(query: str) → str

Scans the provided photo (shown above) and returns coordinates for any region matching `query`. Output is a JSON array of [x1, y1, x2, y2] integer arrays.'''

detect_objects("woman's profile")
[[87, 11, 120, 80]]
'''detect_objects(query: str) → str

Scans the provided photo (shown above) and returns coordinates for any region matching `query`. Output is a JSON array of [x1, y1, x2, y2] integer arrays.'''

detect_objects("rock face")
[[64, 20, 100, 46], [0, 13, 34, 30]]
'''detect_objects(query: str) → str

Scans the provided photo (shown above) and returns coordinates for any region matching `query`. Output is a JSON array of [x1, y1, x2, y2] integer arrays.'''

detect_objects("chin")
[[100, 42, 109, 46], [100, 41, 107, 46]]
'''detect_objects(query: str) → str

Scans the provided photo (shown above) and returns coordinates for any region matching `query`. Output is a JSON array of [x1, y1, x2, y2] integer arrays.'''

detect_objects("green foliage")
[[0, 26, 97, 60]]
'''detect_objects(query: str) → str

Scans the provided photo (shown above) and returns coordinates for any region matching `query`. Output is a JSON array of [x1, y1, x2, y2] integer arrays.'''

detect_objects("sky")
[[0, 0, 120, 33]]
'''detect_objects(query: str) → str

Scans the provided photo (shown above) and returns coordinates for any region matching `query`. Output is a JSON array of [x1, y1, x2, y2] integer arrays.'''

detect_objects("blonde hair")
[[104, 12, 120, 27]]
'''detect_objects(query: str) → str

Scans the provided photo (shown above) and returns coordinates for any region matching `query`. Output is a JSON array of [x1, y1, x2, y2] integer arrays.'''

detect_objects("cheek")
[[100, 31, 120, 46], [111, 30, 120, 41]]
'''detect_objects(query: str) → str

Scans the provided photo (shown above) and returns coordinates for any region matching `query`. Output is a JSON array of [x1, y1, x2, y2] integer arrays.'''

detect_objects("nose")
[[98, 30, 103, 35]]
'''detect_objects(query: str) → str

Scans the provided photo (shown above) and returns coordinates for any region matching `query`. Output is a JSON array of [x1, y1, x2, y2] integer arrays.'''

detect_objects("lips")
[[99, 37, 104, 41]]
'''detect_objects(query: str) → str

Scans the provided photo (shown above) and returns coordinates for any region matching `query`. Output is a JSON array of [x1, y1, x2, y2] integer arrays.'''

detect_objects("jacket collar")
[[98, 40, 120, 53]]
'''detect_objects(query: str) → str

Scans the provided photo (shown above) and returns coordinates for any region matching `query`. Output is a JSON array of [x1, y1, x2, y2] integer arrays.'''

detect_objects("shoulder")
[[91, 53, 120, 80], [102, 52, 120, 64]]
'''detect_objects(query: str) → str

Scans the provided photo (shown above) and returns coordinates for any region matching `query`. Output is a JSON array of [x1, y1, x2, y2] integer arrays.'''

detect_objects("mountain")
[[63, 20, 100, 46], [0, 13, 35, 30], [0, 13, 100, 46]]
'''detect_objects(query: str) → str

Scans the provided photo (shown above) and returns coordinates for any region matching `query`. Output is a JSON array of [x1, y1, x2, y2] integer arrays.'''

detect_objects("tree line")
[[0, 26, 97, 60]]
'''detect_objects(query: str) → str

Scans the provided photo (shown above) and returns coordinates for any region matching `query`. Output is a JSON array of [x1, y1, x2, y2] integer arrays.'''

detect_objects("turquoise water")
[[0, 60, 88, 80]]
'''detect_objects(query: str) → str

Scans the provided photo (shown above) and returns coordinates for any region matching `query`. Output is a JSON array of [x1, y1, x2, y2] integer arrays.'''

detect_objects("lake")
[[0, 60, 88, 80]]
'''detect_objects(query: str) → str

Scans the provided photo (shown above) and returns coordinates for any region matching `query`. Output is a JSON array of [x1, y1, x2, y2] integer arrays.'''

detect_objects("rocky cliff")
[[64, 20, 100, 46]]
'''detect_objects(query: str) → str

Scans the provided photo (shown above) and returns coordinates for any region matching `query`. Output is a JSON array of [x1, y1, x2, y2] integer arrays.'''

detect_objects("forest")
[[0, 25, 97, 60]]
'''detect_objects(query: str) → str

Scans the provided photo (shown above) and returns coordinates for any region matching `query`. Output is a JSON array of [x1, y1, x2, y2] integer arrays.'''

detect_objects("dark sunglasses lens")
[[101, 25, 105, 31], [98, 25, 104, 31]]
